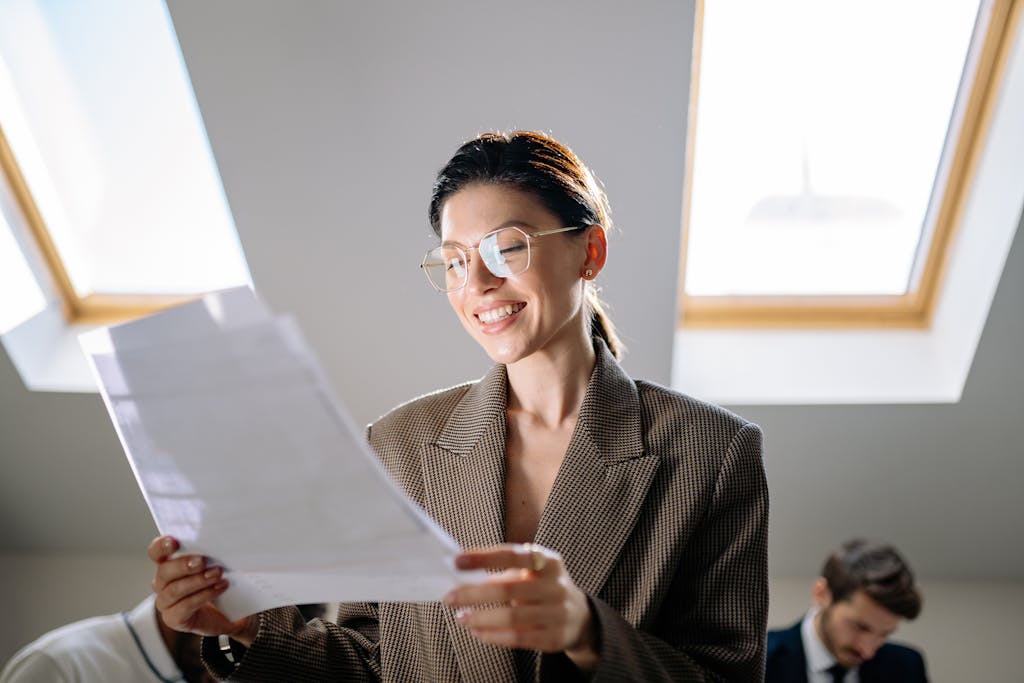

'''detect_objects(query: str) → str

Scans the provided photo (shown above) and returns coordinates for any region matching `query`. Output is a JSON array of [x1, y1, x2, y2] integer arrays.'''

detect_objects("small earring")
[[583, 269, 593, 279]]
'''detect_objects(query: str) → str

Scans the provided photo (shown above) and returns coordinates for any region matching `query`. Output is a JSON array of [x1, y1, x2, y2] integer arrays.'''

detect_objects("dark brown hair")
[[822, 538, 922, 619], [429, 130, 623, 359]]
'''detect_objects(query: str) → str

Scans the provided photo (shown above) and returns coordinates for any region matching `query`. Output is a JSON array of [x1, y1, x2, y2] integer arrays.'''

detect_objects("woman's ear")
[[581, 225, 607, 280]]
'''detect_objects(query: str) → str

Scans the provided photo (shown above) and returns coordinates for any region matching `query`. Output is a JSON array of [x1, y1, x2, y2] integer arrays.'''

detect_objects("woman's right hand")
[[148, 535, 259, 647]]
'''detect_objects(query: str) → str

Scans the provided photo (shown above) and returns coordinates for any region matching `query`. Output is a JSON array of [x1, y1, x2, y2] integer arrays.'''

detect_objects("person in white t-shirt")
[[0, 594, 212, 683]]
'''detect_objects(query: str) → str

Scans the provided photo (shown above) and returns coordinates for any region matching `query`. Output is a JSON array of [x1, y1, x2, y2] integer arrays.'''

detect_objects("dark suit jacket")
[[766, 620, 928, 683], [206, 340, 768, 681]]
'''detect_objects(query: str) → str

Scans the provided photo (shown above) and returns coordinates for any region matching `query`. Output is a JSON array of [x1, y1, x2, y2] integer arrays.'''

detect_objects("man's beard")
[[816, 605, 838, 656], [817, 606, 863, 668]]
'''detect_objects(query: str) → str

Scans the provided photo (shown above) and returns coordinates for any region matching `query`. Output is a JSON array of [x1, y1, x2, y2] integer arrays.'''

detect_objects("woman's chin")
[[479, 338, 530, 366]]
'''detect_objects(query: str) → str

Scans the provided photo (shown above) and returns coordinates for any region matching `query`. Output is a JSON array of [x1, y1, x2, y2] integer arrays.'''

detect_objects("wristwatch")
[[218, 634, 237, 665]]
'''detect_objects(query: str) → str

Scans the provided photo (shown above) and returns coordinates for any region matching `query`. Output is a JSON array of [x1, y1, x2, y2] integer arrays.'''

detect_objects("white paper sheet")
[[80, 286, 482, 620]]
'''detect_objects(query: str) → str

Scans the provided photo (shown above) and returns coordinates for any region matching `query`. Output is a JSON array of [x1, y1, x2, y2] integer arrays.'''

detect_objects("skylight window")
[[0, 0, 250, 325], [682, 0, 984, 308]]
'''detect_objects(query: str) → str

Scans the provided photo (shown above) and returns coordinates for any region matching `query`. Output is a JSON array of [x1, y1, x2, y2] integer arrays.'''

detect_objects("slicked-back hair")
[[822, 538, 922, 619], [429, 131, 623, 359]]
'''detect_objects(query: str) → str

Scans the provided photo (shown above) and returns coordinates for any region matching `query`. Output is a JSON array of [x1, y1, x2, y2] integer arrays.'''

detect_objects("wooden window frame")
[[679, 0, 1023, 329], [0, 123, 196, 326]]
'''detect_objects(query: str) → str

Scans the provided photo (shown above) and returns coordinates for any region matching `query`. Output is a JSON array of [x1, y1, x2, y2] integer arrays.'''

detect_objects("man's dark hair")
[[821, 538, 922, 619]]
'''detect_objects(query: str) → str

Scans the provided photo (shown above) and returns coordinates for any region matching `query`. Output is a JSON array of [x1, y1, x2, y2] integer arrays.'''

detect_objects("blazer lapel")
[[421, 362, 508, 549], [534, 341, 660, 598], [418, 340, 659, 680], [421, 363, 517, 681]]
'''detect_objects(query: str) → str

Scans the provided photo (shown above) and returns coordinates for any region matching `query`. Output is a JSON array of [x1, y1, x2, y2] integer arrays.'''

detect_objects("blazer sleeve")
[[544, 422, 769, 682], [202, 602, 381, 681]]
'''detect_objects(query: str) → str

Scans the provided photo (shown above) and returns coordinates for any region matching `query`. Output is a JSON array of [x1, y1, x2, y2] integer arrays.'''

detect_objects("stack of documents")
[[80, 287, 478, 620]]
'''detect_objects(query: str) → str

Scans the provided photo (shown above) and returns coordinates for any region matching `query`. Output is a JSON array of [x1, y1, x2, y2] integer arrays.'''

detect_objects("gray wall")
[[748, 212, 1024, 579]]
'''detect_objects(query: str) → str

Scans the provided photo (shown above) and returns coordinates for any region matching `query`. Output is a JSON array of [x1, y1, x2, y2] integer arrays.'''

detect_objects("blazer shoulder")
[[636, 380, 757, 428], [369, 380, 475, 445], [868, 641, 927, 676], [634, 379, 762, 454], [766, 620, 803, 656]]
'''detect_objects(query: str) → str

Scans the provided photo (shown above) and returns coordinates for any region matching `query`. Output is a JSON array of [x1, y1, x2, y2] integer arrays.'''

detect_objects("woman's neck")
[[505, 332, 596, 429]]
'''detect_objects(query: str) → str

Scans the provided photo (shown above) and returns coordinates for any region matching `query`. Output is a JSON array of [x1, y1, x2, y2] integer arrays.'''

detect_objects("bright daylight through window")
[[0, 0, 249, 329], [683, 1, 981, 301]]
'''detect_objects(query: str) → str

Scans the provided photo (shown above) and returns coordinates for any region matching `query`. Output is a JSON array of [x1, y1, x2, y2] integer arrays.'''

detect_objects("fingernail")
[[187, 557, 203, 571], [204, 568, 221, 580], [162, 538, 174, 552], [455, 608, 469, 621], [214, 580, 229, 591]]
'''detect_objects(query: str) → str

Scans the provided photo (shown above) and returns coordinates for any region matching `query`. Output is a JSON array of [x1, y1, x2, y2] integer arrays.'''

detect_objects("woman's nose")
[[466, 253, 501, 293]]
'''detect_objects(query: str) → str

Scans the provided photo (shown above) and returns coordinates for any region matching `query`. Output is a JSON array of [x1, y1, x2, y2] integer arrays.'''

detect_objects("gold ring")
[[529, 545, 546, 572]]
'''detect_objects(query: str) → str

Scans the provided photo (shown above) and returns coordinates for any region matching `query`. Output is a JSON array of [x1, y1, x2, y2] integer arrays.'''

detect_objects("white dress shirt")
[[801, 608, 860, 683], [0, 594, 185, 683]]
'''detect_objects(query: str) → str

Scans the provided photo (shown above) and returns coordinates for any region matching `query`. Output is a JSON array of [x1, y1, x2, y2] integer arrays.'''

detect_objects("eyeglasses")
[[420, 225, 583, 293]]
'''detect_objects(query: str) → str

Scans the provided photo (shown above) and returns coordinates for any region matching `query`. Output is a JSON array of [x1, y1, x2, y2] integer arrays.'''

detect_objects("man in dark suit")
[[767, 538, 928, 682]]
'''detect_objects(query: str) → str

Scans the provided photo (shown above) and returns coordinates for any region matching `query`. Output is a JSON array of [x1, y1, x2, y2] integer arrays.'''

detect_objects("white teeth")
[[479, 303, 523, 324]]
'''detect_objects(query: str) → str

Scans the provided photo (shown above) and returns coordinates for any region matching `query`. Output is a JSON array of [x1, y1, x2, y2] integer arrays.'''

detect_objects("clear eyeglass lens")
[[421, 227, 533, 292], [422, 245, 468, 292], [481, 227, 530, 278]]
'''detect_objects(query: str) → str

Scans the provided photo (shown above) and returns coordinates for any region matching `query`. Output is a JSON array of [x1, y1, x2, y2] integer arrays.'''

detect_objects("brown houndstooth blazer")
[[205, 339, 768, 681]]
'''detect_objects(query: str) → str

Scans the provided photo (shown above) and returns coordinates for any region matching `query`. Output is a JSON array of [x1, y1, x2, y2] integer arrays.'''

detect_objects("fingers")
[[455, 543, 558, 575], [444, 573, 564, 608], [153, 556, 233, 636], [458, 604, 564, 631], [147, 535, 178, 563], [148, 535, 231, 636], [446, 544, 565, 609], [456, 603, 577, 652], [154, 564, 225, 612], [464, 625, 563, 651], [152, 550, 212, 592], [148, 535, 205, 590], [159, 581, 231, 632], [447, 543, 596, 656]]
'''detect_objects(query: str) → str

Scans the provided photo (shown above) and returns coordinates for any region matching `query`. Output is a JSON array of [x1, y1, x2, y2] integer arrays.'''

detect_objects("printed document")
[[79, 287, 481, 620]]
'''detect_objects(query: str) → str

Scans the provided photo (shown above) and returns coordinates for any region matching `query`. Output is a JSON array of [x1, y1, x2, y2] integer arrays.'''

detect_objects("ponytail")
[[586, 285, 623, 360]]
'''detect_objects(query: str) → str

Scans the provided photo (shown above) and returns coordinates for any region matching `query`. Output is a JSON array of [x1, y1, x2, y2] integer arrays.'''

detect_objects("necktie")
[[826, 663, 847, 683]]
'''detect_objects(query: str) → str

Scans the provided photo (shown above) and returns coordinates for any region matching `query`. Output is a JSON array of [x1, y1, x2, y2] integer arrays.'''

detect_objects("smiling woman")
[[148, 130, 769, 682], [428, 132, 622, 364]]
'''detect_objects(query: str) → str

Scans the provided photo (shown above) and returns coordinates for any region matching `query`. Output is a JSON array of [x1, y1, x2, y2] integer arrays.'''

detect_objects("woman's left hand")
[[443, 543, 599, 670]]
